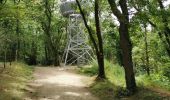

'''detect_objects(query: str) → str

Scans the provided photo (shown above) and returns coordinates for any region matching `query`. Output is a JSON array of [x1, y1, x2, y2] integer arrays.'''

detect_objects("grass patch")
[[79, 60, 125, 86], [0, 62, 33, 100], [79, 59, 170, 100], [90, 80, 170, 100], [90, 80, 115, 100], [137, 74, 170, 91], [79, 64, 98, 76]]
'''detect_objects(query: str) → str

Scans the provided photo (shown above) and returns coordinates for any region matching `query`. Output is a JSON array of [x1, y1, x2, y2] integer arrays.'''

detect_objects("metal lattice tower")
[[60, 0, 93, 66]]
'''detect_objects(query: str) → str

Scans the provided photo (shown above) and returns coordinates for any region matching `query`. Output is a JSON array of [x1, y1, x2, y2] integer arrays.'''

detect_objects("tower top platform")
[[60, 0, 90, 17], [60, 0, 77, 17]]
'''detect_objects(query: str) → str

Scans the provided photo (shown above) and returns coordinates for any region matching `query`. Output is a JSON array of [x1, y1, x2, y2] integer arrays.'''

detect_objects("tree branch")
[[76, 0, 99, 52], [107, 0, 126, 23]]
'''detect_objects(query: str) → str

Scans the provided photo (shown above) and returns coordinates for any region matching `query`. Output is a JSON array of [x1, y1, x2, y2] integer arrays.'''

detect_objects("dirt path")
[[24, 67, 99, 100]]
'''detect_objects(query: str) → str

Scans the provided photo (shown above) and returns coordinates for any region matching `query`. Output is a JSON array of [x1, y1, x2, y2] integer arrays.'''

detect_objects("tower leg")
[[64, 42, 70, 67]]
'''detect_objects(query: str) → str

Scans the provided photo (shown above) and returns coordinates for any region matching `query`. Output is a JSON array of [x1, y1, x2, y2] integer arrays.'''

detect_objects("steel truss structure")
[[63, 14, 93, 66]]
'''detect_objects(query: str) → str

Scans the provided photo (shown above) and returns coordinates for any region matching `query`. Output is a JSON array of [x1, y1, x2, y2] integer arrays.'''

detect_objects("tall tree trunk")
[[95, 0, 105, 79], [9, 44, 12, 66], [144, 24, 150, 75], [16, 5, 20, 61], [148, 21, 170, 56], [54, 52, 60, 66], [45, 45, 47, 61], [30, 41, 37, 65], [76, 0, 106, 79], [158, 32, 170, 56], [44, 44, 49, 65], [42, 0, 61, 66], [119, 22, 136, 92], [4, 48, 6, 68], [108, 0, 136, 92], [158, 0, 170, 54]]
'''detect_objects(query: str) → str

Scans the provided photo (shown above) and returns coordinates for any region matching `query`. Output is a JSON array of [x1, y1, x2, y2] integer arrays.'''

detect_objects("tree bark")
[[42, 0, 60, 66], [30, 41, 37, 65], [54, 53, 60, 66], [4, 48, 6, 68], [135, 4, 170, 57], [119, 22, 136, 92], [108, 0, 136, 92], [144, 24, 150, 75], [95, 0, 105, 79], [15, 5, 20, 61], [9, 43, 12, 66], [157, 0, 170, 54], [76, 0, 106, 79], [148, 20, 170, 56]]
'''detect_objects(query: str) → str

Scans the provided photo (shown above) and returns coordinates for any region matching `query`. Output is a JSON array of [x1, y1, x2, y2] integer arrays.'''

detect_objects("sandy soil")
[[24, 67, 99, 100]]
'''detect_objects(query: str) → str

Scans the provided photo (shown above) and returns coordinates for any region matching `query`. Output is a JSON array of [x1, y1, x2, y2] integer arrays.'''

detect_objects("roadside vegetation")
[[0, 62, 33, 100], [1, 0, 170, 98], [79, 60, 170, 100]]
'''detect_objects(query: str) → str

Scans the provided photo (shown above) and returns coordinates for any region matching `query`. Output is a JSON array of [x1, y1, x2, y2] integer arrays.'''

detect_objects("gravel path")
[[24, 67, 99, 100]]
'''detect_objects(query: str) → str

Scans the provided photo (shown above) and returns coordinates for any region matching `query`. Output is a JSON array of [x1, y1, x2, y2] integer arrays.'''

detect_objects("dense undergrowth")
[[79, 60, 170, 100], [0, 62, 33, 100]]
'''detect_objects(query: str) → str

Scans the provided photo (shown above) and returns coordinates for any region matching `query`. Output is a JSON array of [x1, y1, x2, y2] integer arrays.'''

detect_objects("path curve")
[[24, 67, 99, 100]]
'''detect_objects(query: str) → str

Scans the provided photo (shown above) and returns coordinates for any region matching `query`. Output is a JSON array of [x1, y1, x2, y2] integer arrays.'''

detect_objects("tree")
[[41, 0, 56, 65], [108, 0, 136, 92], [76, 0, 106, 79], [0, 0, 7, 5], [131, 0, 170, 57], [38, 0, 66, 66], [143, 23, 150, 75]]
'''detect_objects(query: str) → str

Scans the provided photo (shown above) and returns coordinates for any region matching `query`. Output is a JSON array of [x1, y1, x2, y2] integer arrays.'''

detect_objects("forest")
[[0, 0, 170, 100]]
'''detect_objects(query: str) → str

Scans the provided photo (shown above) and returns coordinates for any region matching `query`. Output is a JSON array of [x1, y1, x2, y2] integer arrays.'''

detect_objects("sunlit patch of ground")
[[25, 67, 98, 100]]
